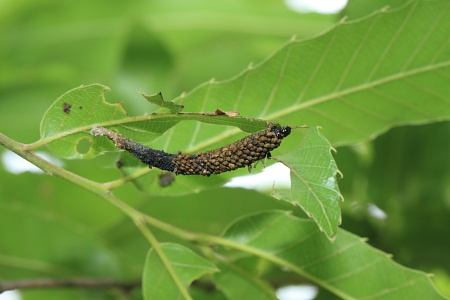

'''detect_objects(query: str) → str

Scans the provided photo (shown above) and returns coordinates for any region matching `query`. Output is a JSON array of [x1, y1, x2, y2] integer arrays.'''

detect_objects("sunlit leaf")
[[222, 211, 445, 300], [155, 0, 450, 156], [39, 84, 268, 159], [39, 1, 450, 194], [273, 127, 341, 240], [40, 84, 127, 159]]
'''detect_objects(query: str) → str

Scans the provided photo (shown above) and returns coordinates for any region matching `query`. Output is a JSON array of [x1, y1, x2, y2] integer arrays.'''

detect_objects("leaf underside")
[[40, 84, 268, 159], [274, 127, 341, 240], [153, 0, 450, 153], [40, 1, 450, 161]]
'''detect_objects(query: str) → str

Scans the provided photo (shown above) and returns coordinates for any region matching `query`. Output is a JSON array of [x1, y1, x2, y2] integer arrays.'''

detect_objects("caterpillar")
[[91, 125, 291, 176]]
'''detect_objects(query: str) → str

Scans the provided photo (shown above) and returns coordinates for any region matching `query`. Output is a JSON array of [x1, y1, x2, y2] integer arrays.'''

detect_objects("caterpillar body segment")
[[91, 125, 291, 176]]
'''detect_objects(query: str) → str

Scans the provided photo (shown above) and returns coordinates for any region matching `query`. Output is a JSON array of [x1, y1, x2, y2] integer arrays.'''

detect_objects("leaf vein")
[[266, 60, 450, 122], [326, 256, 384, 284], [402, 2, 449, 71], [333, 15, 378, 93], [296, 26, 340, 104], [366, 1, 418, 82], [300, 239, 362, 269], [259, 42, 293, 118], [360, 277, 429, 300]]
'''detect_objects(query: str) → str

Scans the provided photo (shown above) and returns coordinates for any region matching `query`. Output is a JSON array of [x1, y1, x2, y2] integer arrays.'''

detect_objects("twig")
[[0, 278, 140, 293]]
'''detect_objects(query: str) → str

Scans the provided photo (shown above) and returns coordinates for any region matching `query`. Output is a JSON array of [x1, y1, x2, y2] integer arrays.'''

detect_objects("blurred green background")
[[0, 0, 335, 143], [1, 0, 450, 298]]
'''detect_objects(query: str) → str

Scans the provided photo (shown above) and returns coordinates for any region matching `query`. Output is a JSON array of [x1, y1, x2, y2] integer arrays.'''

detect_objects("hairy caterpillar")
[[91, 125, 291, 176]]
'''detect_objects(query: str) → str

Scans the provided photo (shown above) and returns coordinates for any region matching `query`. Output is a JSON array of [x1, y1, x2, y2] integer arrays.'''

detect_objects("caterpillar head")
[[272, 126, 291, 139]]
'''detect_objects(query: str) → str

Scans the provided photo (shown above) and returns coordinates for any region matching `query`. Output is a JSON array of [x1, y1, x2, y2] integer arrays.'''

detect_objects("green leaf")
[[39, 84, 268, 159], [39, 0, 450, 191], [40, 84, 127, 159], [222, 211, 446, 300], [273, 127, 342, 240], [101, 187, 296, 273], [142, 243, 218, 300], [141, 91, 184, 114], [342, 0, 406, 20], [213, 262, 277, 300], [156, 0, 450, 155]]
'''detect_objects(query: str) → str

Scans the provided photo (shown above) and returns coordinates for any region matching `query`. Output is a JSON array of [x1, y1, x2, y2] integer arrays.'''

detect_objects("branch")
[[0, 132, 105, 196], [0, 132, 196, 299], [0, 132, 141, 221], [0, 131, 303, 296], [0, 278, 140, 293]]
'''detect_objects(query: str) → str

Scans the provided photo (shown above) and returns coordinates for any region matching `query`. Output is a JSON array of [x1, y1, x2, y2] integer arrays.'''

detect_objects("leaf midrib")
[[265, 60, 450, 122], [191, 59, 450, 152], [30, 60, 450, 153]]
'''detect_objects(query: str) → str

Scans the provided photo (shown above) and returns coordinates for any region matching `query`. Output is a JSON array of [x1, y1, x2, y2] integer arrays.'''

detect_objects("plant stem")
[[0, 133, 104, 195], [0, 132, 196, 241], [1, 132, 312, 295], [1, 132, 197, 295], [136, 220, 193, 300], [2, 131, 288, 251]]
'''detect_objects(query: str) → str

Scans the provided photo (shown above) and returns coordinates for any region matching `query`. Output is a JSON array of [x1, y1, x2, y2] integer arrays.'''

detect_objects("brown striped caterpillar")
[[91, 125, 291, 176]]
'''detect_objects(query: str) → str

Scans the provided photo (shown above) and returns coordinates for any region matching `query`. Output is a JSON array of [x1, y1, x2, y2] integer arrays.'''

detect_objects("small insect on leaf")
[[63, 102, 72, 114]]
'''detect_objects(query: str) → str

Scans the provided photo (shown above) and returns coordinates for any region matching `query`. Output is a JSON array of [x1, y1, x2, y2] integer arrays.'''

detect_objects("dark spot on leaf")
[[79, 106, 83, 109], [63, 102, 72, 114], [116, 160, 124, 168]]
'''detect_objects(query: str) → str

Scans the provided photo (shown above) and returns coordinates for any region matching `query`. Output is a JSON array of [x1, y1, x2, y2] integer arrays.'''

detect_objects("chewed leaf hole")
[[77, 138, 92, 155]]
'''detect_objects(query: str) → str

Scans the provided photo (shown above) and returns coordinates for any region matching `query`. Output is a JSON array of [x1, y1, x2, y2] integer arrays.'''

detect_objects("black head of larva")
[[272, 126, 291, 139]]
